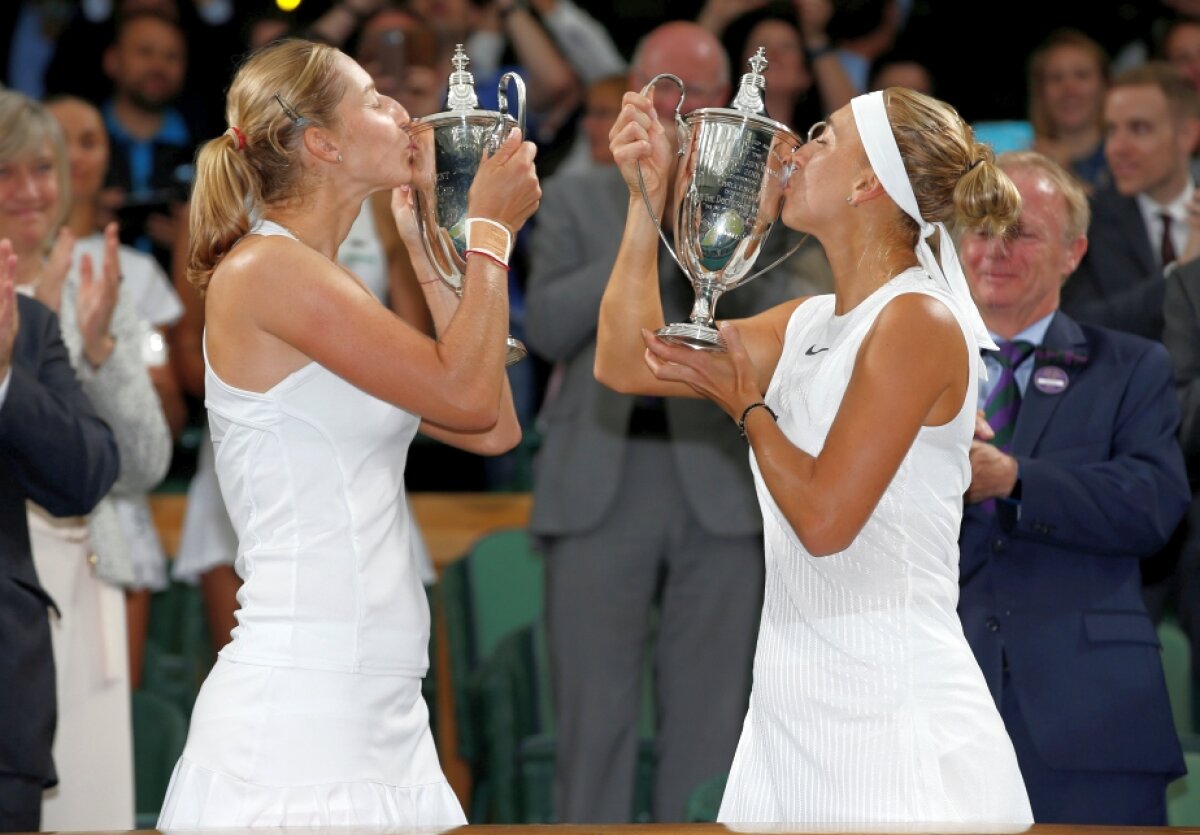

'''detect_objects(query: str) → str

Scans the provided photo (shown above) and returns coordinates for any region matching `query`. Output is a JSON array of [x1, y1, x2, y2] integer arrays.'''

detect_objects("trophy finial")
[[446, 44, 479, 111], [731, 47, 769, 115], [748, 47, 768, 77]]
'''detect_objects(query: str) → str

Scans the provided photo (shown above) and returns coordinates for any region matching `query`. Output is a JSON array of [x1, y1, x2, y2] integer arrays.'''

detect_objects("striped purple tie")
[[983, 340, 1035, 452]]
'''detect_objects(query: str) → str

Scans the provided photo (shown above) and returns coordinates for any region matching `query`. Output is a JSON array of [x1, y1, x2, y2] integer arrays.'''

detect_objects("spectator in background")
[[46, 94, 186, 694], [101, 9, 197, 272], [1028, 30, 1111, 191], [713, 0, 855, 132], [959, 151, 1188, 825], [544, 73, 626, 175], [868, 51, 933, 94], [42, 0, 238, 137], [527, 20, 794, 824], [408, 0, 581, 150], [0, 89, 172, 832], [1163, 241, 1200, 735], [1062, 62, 1200, 341], [1163, 16, 1200, 91]]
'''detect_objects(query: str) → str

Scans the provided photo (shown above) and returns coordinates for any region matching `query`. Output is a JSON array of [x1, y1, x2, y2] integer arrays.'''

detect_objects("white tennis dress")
[[719, 269, 1033, 826], [157, 222, 465, 828]]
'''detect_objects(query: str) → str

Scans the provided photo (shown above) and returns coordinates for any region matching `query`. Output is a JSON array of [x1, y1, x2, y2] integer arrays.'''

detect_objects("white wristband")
[[465, 217, 513, 265]]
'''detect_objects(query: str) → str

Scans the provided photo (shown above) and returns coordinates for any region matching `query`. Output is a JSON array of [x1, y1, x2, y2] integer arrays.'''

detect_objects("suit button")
[[992, 539, 1006, 553], [986, 617, 1000, 632]]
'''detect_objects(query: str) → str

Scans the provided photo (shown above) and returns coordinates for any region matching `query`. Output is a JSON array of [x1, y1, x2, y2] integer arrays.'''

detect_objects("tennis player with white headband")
[[597, 86, 1034, 824]]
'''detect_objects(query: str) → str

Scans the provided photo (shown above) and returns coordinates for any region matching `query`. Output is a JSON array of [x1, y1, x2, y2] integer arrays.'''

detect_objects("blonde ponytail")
[[186, 39, 347, 292], [188, 132, 256, 291]]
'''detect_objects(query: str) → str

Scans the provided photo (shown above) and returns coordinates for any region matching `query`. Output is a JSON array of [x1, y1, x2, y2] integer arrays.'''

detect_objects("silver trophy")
[[639, 48, 803, 350], [408, 45, 527, 365]]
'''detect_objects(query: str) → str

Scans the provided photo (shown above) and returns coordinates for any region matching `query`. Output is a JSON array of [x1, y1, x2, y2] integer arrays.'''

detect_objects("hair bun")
[[953, 142, 1020, 237]]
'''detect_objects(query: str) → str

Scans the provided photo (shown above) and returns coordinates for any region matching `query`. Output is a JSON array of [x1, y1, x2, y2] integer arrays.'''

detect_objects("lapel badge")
[[1032, 365, 1069, 395]]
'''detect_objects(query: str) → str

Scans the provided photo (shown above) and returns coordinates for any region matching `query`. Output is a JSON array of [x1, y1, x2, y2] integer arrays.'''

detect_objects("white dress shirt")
[[1137, 180, 1194, 269]]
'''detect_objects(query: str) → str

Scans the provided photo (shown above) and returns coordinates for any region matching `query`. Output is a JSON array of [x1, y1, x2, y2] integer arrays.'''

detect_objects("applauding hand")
[[77, 222, 120, 369]]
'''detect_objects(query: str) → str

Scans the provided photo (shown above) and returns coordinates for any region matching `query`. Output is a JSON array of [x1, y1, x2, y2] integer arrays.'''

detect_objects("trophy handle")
[[490, 71, 526, 152], [731, 233, 811, 289], [634, 72, 688, 273]]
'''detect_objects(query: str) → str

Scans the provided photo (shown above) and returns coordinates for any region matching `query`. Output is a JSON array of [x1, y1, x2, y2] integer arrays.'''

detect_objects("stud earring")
[[337, 153, 343, 163], [846, 196, 854, 206]]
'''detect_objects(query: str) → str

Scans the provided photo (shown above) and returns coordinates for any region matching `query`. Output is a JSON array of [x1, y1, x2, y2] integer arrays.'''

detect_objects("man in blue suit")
[[0, 265, 119, 831], [958, 151, 1190, 825]]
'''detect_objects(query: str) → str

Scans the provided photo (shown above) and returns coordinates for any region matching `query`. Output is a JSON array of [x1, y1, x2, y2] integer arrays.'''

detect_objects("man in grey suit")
[[525, 20, 802, 823]]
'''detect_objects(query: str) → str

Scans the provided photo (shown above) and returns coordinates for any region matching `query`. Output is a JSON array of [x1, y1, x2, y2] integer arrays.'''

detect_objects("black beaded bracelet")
[[738, 401, 778, 441]]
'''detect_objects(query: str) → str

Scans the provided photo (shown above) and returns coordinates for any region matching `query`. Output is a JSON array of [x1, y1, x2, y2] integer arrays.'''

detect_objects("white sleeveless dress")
[[157, 222, 465, 828], [719, 269, 1033, 826]]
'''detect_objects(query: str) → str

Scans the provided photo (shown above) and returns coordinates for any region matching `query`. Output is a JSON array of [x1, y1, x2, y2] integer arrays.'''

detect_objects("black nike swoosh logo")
[[805, 346, 829, 355]]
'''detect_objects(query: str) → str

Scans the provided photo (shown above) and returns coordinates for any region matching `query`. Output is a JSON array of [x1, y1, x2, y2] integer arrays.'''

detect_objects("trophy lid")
[[730, 47, 768, 116], [445, 44, 479, 112]]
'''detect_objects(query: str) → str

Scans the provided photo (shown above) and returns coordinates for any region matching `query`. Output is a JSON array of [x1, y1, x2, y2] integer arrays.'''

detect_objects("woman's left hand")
[[641, 320, 762, 419], [77, 222, 120, 368]]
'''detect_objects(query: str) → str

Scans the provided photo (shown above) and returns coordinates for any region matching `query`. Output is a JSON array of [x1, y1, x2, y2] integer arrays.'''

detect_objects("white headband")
[[850, 91, 997, 358]]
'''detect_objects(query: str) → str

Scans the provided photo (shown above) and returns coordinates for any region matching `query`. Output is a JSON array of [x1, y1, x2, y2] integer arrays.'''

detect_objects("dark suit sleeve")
[[1011, 341, 1189, 556], [524, 174, 622, 363], [1164, 264, 1200, 461], [0, 300, 119, 517], [1061, 260, 1165, 341]]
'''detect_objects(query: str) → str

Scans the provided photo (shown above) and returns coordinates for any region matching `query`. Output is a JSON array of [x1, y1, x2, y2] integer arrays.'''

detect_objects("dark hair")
[[113, 8, 185, 43]]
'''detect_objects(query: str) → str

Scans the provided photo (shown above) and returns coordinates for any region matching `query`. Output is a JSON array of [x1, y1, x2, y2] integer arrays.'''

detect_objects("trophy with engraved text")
[[409, 45, 527, 365], [639, 49, 803, 350]]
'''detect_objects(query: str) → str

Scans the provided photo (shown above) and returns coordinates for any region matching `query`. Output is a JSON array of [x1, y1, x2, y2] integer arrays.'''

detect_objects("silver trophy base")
[[505, 336, 528, 366], [656, 322, 725, 351]]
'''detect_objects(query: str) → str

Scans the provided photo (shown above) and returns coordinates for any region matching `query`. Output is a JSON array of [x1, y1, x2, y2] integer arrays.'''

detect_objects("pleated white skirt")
[[158, 658, 464, 828]]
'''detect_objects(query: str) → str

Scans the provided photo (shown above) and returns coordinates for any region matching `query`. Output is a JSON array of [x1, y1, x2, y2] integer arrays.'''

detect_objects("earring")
[[337, 153, 343, 163], [846, 196, 854, 206]]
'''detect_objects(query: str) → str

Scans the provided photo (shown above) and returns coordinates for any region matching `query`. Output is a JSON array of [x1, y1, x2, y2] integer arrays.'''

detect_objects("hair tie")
[[226, 126, 246, 151], [968, 157, 984, 173]]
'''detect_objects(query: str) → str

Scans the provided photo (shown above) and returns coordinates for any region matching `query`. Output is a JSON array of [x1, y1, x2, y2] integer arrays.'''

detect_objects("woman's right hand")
[[610, 90, 674, 210], [466, 128, 541, 235]]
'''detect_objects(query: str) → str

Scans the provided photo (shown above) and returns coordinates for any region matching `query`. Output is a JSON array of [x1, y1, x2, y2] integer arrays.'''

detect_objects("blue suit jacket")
[[0, 296, 118, 785], [958, 311, 1188, 778]]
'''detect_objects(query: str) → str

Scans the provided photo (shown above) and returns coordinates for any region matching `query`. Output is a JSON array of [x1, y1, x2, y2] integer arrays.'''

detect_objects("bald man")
[[527, 20, 794, 823]]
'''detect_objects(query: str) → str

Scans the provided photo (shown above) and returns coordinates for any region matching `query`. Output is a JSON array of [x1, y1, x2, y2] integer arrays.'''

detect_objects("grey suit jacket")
[[525, 165, 799, 538], [1165, 260, 1200, 485]]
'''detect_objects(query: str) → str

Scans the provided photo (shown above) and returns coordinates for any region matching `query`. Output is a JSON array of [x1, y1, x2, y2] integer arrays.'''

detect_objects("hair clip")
[[273, 93, 302, 124]]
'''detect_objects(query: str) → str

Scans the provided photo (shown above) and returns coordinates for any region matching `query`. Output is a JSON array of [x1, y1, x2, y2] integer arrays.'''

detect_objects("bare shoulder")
[[873, 292, 962, 346], [862, 291, 967, 375], [211, 235, 329, 296]]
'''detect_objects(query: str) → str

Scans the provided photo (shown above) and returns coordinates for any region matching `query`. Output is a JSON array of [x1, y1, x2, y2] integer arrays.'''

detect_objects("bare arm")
[[389, 185, 521, 455], [371, 189, 434, 337], [645, 293, 968, 556]]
